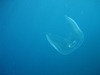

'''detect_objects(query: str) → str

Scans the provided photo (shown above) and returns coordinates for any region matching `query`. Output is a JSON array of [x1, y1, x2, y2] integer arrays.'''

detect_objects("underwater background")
[[0, 0, 99, 75]]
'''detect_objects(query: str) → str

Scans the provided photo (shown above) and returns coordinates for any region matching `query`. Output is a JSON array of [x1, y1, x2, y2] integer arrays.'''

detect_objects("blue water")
[[0, 0, 99, 75]]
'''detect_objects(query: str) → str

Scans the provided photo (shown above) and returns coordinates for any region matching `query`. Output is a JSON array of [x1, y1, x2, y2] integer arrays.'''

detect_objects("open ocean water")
[[0, 0, 99, 75]]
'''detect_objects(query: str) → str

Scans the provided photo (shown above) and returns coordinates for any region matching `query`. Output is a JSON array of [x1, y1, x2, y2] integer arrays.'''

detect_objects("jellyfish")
[[46, 15, 84, 55]]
